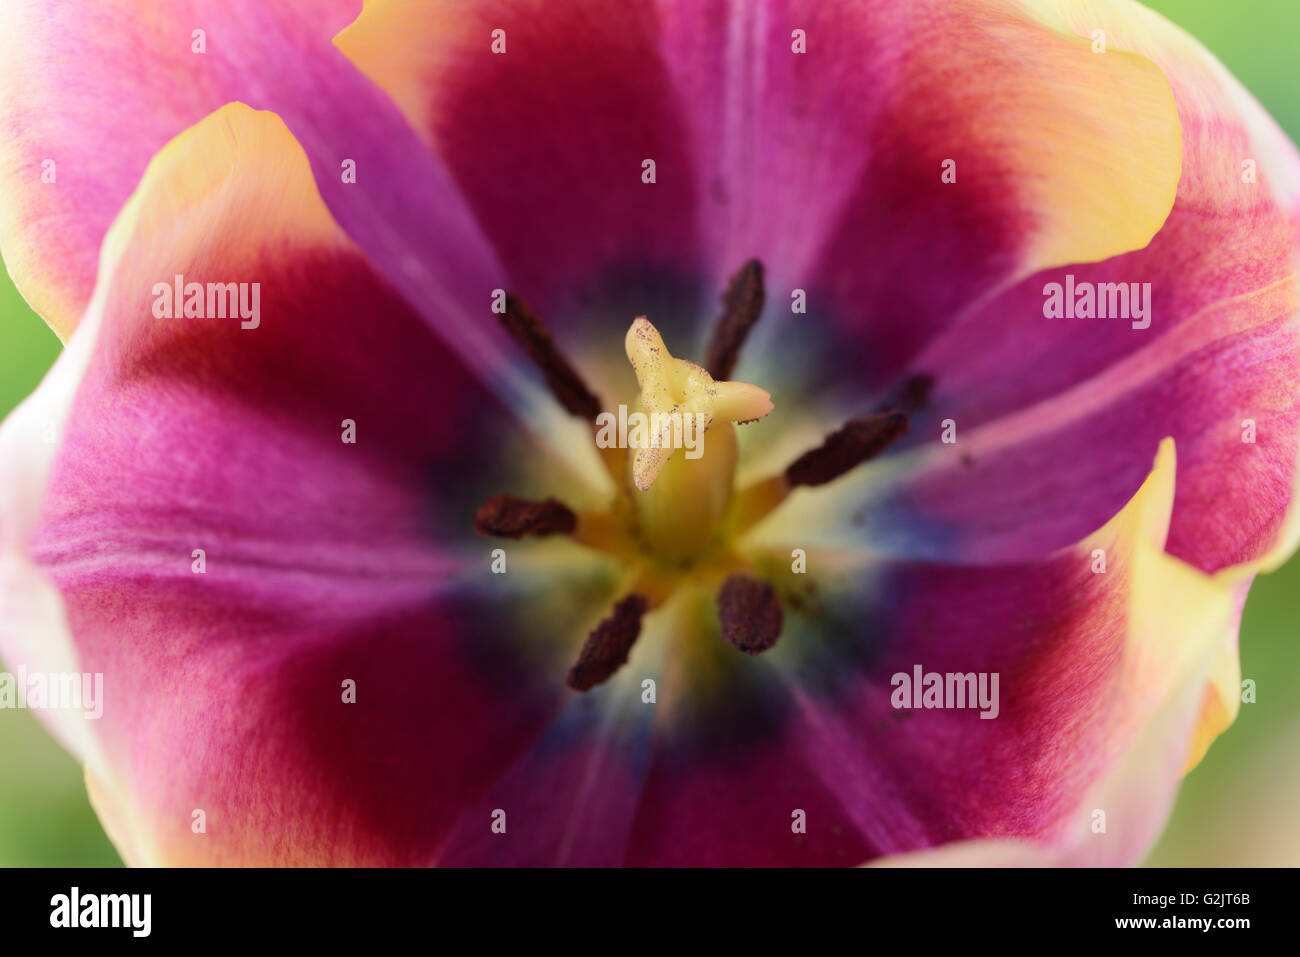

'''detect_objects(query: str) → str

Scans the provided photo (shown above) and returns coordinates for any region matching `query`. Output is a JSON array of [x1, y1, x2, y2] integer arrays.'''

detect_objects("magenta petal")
[[10, 105, 598, 864], [613, 542, 1191, 865], [861, 7, 1300, 572], [624, 702, 875, 866], [731, 444, 1245, 866], [654, 0, 1181, 386], [336, 0, 704, 324], [874, 318, 1300, 568], [436, 676, 658, 867], [0, 0, 362, 335], [64, 586, 569, 865]]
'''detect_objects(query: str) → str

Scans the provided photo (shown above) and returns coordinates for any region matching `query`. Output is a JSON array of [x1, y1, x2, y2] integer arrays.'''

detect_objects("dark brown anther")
[[784, 411, 909, 488], [704, 259, 766, 380], [474, 494, 577, 539], [716, 573, 783, 655], [499, 293, 603, 420], [876, 373, 934, 414], [566, 594, 649, 691]]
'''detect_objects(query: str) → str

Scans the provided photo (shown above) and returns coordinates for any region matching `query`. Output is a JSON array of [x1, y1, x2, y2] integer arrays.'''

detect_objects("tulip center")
[[474, 260, 924, 691]]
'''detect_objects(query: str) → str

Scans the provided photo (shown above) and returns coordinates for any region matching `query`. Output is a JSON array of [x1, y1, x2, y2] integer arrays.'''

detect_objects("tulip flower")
[[1, 0, 1298, 867]]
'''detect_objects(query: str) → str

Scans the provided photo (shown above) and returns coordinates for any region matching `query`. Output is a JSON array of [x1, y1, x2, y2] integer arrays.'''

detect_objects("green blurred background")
[[1, 0, 1297, 866]]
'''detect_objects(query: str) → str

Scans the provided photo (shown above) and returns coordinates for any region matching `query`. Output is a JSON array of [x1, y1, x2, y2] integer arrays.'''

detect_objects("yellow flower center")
[[474, 260, 922, 691]]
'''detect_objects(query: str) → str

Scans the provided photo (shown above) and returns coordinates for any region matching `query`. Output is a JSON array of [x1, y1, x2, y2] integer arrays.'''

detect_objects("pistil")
[[623, 317, 773, 561]]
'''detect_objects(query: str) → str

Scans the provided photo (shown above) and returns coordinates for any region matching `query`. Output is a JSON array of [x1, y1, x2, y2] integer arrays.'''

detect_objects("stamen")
[[499, 293, 603, 420], [785, 411, 909, 488], [704, 259, 766, 380], [877, 373, 934, 414], [474, 494, 576, 539], [716, 573, 783, 655], [566, 594, 649, 691]]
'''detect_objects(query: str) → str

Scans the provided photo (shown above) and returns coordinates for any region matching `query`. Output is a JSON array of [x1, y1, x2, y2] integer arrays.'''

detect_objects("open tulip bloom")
[[0, 0, 1297, 868]]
